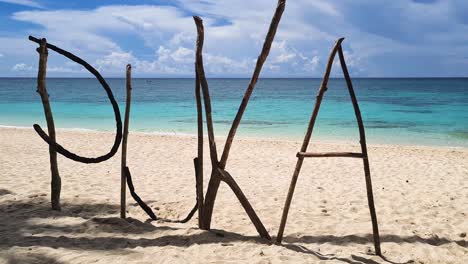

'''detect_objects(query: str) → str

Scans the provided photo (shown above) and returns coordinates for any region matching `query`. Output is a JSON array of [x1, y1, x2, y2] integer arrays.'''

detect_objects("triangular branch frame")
[[275, 38, 382, 256]]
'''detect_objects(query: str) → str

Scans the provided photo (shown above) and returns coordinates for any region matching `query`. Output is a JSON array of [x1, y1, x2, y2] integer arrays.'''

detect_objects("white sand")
[[0, 127, 466, 263]]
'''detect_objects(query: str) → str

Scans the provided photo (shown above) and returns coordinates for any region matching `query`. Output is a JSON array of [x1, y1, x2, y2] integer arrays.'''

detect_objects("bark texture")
[[35, 38, 61, 211]]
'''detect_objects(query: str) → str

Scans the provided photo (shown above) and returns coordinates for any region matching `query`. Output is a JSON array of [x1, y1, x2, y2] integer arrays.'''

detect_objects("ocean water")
[[0, 78, 467, 147]]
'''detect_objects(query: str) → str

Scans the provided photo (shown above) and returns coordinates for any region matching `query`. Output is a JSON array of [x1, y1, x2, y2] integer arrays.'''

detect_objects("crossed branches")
[[192, 0, 286, 240]]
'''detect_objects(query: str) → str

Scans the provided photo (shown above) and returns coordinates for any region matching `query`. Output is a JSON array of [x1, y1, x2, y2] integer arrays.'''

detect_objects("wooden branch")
[[125, 167, 158, 220], [201, 170, 221, 230], [35, 38, 61, 211], [159, 203, 198, 224], [194, 157, 204, 227], [297, 38, 344, 154], [193, 16, 222, 230], [121, 64, 132, 219], [276, 38, 344, 243], [217, 169, 271, 239], [194, 63, 204, 228], [125, 165, 199, 223], [337, 46, 381, 256], [193, 17, 219, 168], [29, 35, 122, 164], [175, 203, 198, 223], [297, 152, 363, 158], [219, 0, 286, 169]]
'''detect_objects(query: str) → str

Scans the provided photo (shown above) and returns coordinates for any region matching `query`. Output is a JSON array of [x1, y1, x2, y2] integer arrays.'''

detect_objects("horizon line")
[[1, 76, 467, 79]]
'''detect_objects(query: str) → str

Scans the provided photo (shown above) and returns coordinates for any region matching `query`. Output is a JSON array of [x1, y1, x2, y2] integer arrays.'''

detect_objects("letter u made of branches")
[[29, 36, 122, 164]]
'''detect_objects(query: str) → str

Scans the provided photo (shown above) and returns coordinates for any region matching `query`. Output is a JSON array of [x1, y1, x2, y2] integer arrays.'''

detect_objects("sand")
[[0, 127, 466, 263]]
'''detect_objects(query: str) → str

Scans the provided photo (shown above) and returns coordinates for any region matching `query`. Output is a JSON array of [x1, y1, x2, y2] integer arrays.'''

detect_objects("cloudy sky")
[[0, 0, 467, 77]]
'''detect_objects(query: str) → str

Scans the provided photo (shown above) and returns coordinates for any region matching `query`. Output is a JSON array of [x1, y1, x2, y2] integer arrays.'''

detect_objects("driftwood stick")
[[156, 159, 200, 224], [159, 203, 198, 224], [194, 157, 204, 227], [201, 0, 286, 231], [194, 63, 204, 228], [201, 170, 220, 229], [219, 0, 286, 169], [193, 16, 222, 230], [35, 38, 61, 211], [193, 17, 219, 167], [338, 46, 381, 256], [276, 38, 344, 243], [297, 151, 363, 158], [121, 64, 132, 218], [125, 165, 198, 223], [174, 203, 198, 223], [217, 169, 271, 239], [29, 36, 122, 164], [125, 167, 158, 220]]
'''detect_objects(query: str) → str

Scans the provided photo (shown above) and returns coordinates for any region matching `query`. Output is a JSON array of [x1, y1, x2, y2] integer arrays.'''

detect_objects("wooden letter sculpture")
[[275, 38, 382, 256], [30, 36, 123, 210], [192, 0, 286, 239]]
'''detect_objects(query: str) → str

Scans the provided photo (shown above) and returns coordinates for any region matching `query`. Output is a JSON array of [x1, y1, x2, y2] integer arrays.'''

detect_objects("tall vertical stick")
[[36, 38, 61, 211], [338, 47, 381, 256], [121, 64, 132, 218], [194, 16, 221, 230], [276, 38, 344, 243], [194, 63, 204, 228], [194, 17, 220, 169]]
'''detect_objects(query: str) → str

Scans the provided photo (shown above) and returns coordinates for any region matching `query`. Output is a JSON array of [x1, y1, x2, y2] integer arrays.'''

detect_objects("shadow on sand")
[[0, 195, 465, 263]]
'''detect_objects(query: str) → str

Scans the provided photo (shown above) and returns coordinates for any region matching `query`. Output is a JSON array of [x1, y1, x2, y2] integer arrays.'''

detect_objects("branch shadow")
[[0, 189, 13, 197], [0, 197, 464, 263], [281, 243, 415, 264], [0, 197, 179, 251], [0, 197, 265, 251], [281, 243, 366, 264], [283, 234, 466, 248], [1, 230, 267, 250], [0, 252, 64, 264]]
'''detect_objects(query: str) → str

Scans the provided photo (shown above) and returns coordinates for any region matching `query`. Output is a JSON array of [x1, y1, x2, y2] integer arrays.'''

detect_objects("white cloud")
[[0, 0, 43, 8], [8, 2, 352, 76], [0, 53, 4, 58], [12, 63, 33, 71], [47, 66, 84, 73], [170, 47, 194, 63], [311, 56, 319, 66], [3, 1, 467, 77], [96, 51, 136, 72]]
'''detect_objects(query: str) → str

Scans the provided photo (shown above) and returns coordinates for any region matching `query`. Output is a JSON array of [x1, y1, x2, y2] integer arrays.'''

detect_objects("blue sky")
[[0, 0, 467, 77]]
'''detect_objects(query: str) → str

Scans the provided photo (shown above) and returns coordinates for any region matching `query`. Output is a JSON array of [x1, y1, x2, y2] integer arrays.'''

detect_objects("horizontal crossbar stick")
[[297, 152, 363, 158]]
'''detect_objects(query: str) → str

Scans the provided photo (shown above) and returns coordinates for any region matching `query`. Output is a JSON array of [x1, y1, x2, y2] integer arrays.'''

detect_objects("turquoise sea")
[[0, 78, 467, 147]]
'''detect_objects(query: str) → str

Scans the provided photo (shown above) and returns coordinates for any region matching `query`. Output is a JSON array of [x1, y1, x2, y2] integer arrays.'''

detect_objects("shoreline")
[[2, 125, 467, 151]]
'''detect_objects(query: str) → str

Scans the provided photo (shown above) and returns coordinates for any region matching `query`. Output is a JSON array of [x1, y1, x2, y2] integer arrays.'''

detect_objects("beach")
[[0, 126, 466, 263]]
